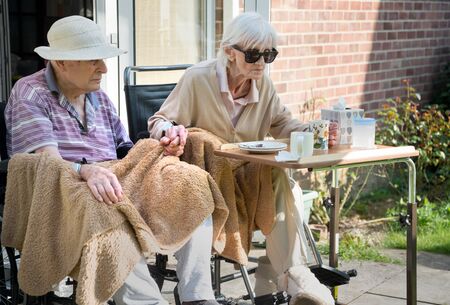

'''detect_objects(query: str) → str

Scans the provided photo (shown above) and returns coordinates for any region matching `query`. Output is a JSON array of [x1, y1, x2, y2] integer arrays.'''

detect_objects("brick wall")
[[270, 0, 450, 118]]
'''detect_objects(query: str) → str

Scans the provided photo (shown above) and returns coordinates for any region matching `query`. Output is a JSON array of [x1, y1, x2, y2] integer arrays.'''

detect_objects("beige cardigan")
[[148, 59, 307, 142]]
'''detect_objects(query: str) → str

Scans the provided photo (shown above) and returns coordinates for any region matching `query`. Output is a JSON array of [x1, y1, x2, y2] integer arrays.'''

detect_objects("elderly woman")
[[148, 12, 335, 305]]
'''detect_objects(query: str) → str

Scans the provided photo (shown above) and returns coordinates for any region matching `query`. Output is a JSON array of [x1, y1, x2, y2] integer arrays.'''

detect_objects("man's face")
[[63, 60, 107, 93]]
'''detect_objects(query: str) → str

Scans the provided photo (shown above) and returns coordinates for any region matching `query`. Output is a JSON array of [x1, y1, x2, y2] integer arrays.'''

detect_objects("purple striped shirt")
[[5, 64, 133, 162]]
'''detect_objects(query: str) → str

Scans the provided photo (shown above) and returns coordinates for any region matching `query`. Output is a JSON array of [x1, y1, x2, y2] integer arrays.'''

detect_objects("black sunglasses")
[[232, 45, 279, 64]]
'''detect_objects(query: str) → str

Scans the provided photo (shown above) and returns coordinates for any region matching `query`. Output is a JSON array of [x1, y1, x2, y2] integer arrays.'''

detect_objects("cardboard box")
[[321, 108, 364, 144]]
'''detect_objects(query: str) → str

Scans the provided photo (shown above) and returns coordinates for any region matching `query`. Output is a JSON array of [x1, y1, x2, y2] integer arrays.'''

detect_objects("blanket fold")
[[182, 128, 275, 265]]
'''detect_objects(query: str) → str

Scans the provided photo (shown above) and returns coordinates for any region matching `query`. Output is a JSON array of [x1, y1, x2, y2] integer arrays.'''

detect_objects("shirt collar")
[[45, 62, 59, 94], [216, 61, 259, 104], [44, 62, 100, 110]]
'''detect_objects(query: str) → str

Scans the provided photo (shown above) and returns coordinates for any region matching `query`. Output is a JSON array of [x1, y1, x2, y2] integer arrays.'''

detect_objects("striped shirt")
[[5, 63, 133, 162]]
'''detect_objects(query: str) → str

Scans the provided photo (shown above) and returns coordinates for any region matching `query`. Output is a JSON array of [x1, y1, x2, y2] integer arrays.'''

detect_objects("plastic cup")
[[352, 118, 376, 149]]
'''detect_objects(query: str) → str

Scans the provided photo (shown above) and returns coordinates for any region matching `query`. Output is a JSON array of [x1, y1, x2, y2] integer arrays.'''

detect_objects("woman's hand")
[[160, 125, 188, 157], [328, 122, 339, 147], [79, 164, 123, 204]]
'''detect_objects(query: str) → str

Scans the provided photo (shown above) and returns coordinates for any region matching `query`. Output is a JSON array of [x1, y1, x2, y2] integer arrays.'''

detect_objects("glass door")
[[114, 0, 219, 123], [133, 0, 213, 85]]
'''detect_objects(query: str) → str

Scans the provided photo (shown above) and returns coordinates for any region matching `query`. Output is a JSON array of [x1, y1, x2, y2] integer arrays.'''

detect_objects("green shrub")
[[376, 80, 450, 198], [387, 197, 450, 234]]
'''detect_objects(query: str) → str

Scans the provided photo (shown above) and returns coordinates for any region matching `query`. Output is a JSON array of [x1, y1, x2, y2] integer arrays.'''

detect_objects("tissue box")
[[321, 108, 364, 144]]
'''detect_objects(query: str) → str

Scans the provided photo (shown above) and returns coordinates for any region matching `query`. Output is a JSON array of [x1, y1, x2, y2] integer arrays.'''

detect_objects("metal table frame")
[[313, 157, 416, 305], [215, 145, 418, 305]]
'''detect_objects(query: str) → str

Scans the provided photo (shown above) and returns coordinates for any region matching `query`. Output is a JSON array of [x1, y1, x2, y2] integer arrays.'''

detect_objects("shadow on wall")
[[362, 1, 450, 112]]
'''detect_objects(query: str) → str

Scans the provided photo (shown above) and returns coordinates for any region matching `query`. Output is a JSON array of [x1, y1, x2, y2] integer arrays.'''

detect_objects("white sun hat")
[[34, 15, 126, 60]]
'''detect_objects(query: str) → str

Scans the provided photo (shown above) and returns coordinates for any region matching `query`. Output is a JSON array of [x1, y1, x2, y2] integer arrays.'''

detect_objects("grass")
[[383, 196, 450, 255], [384, 221, 450, 255], [312, 194, 450, 263], [346, 194, 450, 258], [317, 233, 401, 264]]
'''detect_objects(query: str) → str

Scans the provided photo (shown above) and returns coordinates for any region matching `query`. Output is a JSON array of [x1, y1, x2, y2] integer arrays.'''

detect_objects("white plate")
[[238, 141, 287, 154]]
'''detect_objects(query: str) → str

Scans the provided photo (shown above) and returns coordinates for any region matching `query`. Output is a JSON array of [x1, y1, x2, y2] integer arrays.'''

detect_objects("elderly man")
[[5, 15, 217, 305]]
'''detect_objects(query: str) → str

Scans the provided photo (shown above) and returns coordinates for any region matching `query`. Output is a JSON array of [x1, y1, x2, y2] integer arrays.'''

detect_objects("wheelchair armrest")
[[1, 159, 8, 216], [116, 145, 133, 160], [0, 158, 8, 183], [0, 159, 8, 173]]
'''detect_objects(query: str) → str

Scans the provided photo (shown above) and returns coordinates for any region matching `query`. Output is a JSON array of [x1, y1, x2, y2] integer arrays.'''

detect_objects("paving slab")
[[158, 249, 450, 305], [370, 263, 450, 304], [346, 293, 435, 305], [336, 260, 405, 304]]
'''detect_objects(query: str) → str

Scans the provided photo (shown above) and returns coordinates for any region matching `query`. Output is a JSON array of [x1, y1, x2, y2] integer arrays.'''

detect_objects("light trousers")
[[113, 215, 214, 305], [266, 168, 308, 275]]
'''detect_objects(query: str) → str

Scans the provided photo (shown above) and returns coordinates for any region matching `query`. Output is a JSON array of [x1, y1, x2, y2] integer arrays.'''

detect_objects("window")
[[134, 0, 214, 84]]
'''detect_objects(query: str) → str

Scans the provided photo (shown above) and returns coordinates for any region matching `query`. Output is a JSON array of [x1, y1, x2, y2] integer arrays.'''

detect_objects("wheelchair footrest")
[[148, 265, 178, 282], [241, 291, 290, 305], [256, 291, 290, 305], [309, 264, 351, 287]]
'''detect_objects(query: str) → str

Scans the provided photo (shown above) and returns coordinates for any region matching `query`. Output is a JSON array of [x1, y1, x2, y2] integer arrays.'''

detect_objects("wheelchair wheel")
[[0, 246, 23, 305], [148, 253, 168, 290]]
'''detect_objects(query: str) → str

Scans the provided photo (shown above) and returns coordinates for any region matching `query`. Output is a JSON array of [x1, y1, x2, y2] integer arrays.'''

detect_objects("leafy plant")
[[299, 88, 326, 122], [317, 233, 400, 263], [376, 80, 450, 198]]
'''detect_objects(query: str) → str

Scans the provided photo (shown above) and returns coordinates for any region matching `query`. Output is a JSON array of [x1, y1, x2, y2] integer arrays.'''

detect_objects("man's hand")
[[160, 125, 188, 157], [79, 164, 123, 204], [328, 122, 339, 147]]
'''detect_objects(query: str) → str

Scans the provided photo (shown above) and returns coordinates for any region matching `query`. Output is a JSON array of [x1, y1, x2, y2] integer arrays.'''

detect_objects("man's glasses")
[[232, 45, 279, 64]]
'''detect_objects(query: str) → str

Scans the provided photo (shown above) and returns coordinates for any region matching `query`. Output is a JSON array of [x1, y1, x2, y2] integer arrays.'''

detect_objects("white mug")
[[290, 131, 314, 158]]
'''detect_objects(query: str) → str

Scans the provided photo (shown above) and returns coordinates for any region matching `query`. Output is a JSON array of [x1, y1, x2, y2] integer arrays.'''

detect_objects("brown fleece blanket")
[[182, 128, 276, 265], [1, 139, 228, 305]]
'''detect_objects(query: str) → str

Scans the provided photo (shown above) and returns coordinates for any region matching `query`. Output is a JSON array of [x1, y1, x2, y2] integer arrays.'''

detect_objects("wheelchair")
[[123, 65, 356, 305]]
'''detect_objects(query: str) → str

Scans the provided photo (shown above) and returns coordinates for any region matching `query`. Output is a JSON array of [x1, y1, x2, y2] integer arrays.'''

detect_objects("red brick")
[[362, 2, 372, 10], [310, 1, 324, 10], [337, 1, 349, 10], [275, 83, 287, 93], [303, 34, 317, 44], [297, 23, 312, 32], [394, 2, 404, 11], [315, 78, 329, 88], [288, 58, 302, 69], [325, 1, 338, 10], [318, 34, 330, 44], [317, 57, 328, 66]]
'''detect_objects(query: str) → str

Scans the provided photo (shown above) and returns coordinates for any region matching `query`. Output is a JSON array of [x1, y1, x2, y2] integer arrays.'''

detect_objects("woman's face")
[[228, 44, 277, 81]]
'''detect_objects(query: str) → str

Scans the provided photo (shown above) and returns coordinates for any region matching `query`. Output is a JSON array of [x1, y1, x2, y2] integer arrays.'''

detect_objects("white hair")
[[217, 12, 278, 66]]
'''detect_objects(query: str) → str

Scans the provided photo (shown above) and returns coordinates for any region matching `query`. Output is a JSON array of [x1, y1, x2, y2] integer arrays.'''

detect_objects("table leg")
[[329, 169, 340, 299], [405, 159, 417, 305]]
